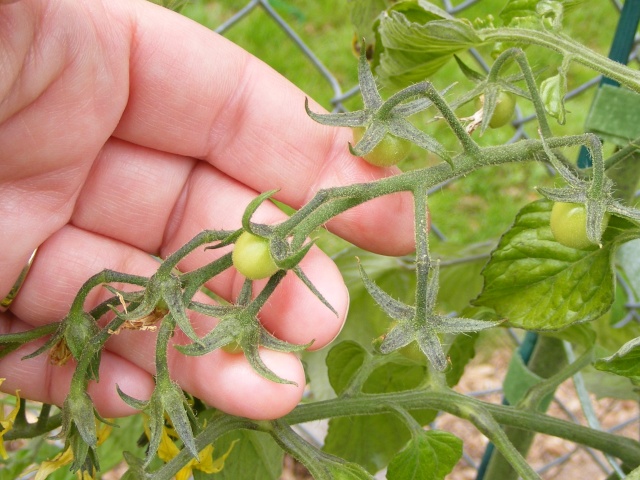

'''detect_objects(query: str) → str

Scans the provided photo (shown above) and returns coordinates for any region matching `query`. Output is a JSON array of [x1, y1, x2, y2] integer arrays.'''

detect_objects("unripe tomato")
[[475, 92, 516, 128], [352, 127, 412, 167], [232, 232, 279, 280], [550, 202, 610, 249], [221, 340, 243, 354], [399, 341, 426, 363]]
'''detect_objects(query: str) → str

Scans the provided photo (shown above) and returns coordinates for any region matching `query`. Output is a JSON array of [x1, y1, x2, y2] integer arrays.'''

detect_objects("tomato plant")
[[6, 2, 640, 480], [232, 231, 279, 280]]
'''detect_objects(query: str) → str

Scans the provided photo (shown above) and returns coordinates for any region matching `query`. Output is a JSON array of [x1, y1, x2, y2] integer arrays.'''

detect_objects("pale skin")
[[0, 0, 414, 420]]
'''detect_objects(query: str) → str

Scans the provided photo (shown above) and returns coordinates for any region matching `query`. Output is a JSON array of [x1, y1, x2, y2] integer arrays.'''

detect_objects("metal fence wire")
[[208, 1, 640, 478]]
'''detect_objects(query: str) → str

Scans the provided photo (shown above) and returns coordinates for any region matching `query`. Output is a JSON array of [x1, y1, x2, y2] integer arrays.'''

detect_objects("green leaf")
[[387, 430, 463, 480], [445, 329, 480, 388], [503, 353, 553, 409], [542, 323, 596, 349], [195, 430, 283, 480], [349, 0, 388, 44], [499, 0, 583, 29], [594, 336, 640, 385], [99, 416, 145, 473], [373, 2, 481, 88], [326, 341, 368, 396], [473, 199, 616, 330], [453, 55, 485, 83]]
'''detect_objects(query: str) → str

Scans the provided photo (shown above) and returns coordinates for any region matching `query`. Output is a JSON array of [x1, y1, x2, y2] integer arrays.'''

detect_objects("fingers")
[[113, 0, 415, 255], [0, 0, 130, 296]]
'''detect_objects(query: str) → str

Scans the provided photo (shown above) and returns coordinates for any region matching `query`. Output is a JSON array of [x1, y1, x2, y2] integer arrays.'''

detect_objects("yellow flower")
[[22, 421, 112, 480], [155, 425, 238, 480], [0, 378, 21, 460]]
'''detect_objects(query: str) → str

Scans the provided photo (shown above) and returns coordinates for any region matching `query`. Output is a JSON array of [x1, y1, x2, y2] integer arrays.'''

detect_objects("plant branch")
[[479, 28, 640, 92], [283, 388, 640, 466]]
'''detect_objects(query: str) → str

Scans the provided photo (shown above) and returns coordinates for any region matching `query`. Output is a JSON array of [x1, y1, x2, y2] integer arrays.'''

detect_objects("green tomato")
[[232, 232, 279, 280], [352, 127, 412, 167], [475, 92, 516, 128], [550, 202, 610, 249], [221, 340, 243, 354], [398, 341, 426, 364]]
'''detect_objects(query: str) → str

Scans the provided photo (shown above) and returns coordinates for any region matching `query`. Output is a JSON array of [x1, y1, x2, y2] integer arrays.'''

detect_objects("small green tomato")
[[352, 127, 412, 167], [221, 340, 243, 354], [550, 202, 610, 250], [232, 232, 279, 280], [475, 92, 516, 128], [398, 341, 426, 364]]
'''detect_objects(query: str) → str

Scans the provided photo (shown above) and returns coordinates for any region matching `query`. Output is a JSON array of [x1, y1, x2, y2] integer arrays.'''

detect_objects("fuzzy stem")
[[479, 28, 640, 92], [413, 184, 431, 321], [277, 136, 596, 239], [283, 388, 640, 466]]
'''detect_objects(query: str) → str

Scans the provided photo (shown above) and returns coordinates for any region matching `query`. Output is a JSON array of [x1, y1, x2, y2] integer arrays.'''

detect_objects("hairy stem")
[[479, 28, 640, 92], [283, 388, 640, 466]]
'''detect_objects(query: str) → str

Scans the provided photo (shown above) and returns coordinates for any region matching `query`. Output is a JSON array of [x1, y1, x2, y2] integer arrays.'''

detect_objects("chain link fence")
[[208, 1, 640, 478]]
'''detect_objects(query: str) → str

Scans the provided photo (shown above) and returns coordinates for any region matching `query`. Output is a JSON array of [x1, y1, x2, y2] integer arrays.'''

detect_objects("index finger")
[[114, 1, 415, 255]]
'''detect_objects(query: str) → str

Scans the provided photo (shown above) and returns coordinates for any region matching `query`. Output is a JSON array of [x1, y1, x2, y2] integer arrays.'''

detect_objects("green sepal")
[[162, 282, 200, 344], [274, 239, 314, 271], [477, 85, 498, 134], [378, 321, 414, 354], [359, 263, 414, 320], [386, 118, 451, 165], [304, 97, 367, 127], [415, 327, 448, 372], [116, 385, 150, 411], [203, 229, 243, 251], [20, 323, 65, 360], [186, 301, 239, 318], [259, 329, 313, 353], [358, 40, 383, 109], [241, 190, 279, 235], [349, 121, 387, 157], [162, 380, 199, 459], [131, 377, 199, 466], [294, 266, 338, 316], [176, 302, 306, 384], [61, 390, 98, 448], [307, 45, 451, 164], [175, 316, 243, 356], [242, 335, 299, 385]]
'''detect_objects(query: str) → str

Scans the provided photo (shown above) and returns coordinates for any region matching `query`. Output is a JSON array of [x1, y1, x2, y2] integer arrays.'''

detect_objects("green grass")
[[179, 0, 629, 246]]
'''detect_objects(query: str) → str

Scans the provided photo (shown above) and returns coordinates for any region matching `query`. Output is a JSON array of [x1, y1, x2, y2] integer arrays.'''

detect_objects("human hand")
[[0, 0, 414, 420]]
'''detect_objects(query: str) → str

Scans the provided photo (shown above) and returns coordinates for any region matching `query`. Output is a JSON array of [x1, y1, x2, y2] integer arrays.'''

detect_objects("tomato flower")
[[153, 423, 238, 480]]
